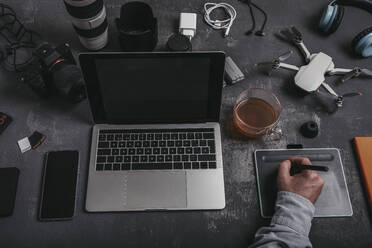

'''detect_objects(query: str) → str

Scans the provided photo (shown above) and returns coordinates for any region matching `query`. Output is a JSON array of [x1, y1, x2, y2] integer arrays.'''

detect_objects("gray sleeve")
[[248, 191, 315, 248]]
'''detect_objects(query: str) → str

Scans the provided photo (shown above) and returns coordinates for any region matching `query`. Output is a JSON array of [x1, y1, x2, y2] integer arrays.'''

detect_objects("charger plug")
[[179, 13, 197, 39]]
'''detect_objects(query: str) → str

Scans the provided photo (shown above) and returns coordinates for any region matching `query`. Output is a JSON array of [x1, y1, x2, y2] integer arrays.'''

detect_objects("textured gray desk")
[[0, 0, 371, 247]]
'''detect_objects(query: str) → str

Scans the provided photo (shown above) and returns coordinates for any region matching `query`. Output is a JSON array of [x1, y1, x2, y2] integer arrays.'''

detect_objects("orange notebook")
[[354, 137, 372, 211]]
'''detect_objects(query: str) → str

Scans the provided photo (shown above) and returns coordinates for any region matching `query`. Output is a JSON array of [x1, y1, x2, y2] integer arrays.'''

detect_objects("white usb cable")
[[203, 2, 237, 37]]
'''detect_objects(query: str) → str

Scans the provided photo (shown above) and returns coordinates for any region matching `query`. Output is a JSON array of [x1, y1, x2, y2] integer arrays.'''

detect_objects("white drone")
[[255, 25, 372, 111]]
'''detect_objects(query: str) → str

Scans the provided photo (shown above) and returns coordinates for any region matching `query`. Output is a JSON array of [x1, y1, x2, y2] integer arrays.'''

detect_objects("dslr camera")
[[20, 42, 86, 103]]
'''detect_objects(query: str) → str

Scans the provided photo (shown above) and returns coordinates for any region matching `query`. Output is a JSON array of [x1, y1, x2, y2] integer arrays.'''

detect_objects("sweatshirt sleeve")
[[248, 191, 315, 248]]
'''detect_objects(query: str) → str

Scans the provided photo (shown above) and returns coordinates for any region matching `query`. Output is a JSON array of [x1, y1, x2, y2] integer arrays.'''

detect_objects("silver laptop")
[[79, 52, 226, 212]]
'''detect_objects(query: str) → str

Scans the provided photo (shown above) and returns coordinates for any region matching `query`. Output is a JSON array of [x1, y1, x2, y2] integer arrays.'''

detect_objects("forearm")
[[249, 191, 315, 248]]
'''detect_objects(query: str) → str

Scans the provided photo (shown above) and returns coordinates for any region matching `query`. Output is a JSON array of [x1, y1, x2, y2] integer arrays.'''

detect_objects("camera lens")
[[63, 0, 108, 50]]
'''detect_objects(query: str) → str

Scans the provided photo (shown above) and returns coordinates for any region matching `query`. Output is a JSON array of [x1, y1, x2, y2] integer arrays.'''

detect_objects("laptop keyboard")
[[95, 128, 218, 171]]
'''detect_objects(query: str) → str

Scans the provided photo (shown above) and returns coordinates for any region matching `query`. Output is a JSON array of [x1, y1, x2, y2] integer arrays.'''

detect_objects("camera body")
[[20, 42, 86, 103]]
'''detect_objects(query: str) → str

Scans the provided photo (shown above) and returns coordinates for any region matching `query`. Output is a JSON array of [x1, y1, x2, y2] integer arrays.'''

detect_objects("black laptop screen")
[[80, 53, 225, 124], [96, 57, 209, 121]]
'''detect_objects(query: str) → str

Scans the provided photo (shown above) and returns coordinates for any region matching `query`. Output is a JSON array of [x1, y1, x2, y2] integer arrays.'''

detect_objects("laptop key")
[[107, 156, 115, 163], [169, 148, 177, 154], [113, 163, 121, 170], [121, 163, 131, 170], [192, 162, 200, 169], [177, 148, 185, 154], [191, 140, 198, 147], [123, 134, 130, 140], [190, 155, 197, 161], [143, 141, 150, 147], [120, 149, 127, 155], [97, 156, 106, 163], [171, 133, 178, 140], [175, 141, 182, 147], [203, 133, 214, 139], [98, 142, 109, 148], [129, 148, 135, 155], [107, 135, 114, 141], [111, 141, 118, 148], [187, 133, 194, 139], [173, 155, 181, 161], [195, 133, 202, 139], [115, 135, 122, 141], [167, 141, 175, 147], [141, 156, 148, 162], [157, 155, 164, 162], [145, 148, 152, 154], [209, 162, 217, 169], [186, 147, 193, 154], [124, 156, 131, 162], [116, 156, 123, 162], [139, 134, 146, 140], [198, 155, 216, 161], [199, 140, 207, 146], [193, 147, 201, 154], [182, 155, 189, 161], [153, 148, 160, 154], [179, 133, 186, 139], [119, 142, 125, 148], [202, 147, 209, 154], [174, 162, 183, 169], [149, 155, 156, 162], [131, 134, 138, 140], [112, 149, 119, 155], [200, 162, 208, 169], [161, 148, 168, 154], [165, 155, 172, 161], [133, 156, 139, 162], [184, 162, 191, 169], [159, 141, 166, 147], [127, 141, 134, 147], [96, 163, 104, 170], [99, 134, 106, 141], [163, 133, 170, 140], [98, 149, 110, 156], [151, 141, 158, 147], [210, 146, 216, 153], [135, 141, 141, 147], [137, 148, 144, 154], [183, 140, 191, 147], [104, 163, 112, 170], [155, 134, 162, 140], [147, 134, 154, 140]]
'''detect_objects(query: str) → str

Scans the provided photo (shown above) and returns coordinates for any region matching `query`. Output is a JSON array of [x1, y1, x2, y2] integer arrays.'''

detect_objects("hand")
[[277, 157, 325, 204]]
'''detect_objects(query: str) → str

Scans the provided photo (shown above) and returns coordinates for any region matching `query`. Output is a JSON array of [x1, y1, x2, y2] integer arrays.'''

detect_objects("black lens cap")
[[166, 34, 192, 51], [300, 121, 319, 138]]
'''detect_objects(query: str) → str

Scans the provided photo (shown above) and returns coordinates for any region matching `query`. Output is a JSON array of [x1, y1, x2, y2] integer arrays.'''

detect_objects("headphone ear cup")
[[352, 27, 372, 57], [327, 6, 344, 34]]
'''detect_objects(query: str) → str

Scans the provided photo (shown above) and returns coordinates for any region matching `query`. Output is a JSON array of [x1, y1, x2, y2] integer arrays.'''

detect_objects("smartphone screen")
[[39, 151, 79, 221]]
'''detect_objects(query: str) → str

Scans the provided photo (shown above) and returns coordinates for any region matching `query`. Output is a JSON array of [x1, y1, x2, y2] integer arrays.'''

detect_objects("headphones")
[[319, 0, 372, 57]]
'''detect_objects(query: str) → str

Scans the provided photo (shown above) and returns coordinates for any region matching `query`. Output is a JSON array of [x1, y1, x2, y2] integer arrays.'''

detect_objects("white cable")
[[203, 2, 237, 37]]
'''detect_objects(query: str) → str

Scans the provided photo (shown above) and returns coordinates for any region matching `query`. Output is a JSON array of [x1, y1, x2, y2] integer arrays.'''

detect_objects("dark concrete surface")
[[0, 0, 372, 247]]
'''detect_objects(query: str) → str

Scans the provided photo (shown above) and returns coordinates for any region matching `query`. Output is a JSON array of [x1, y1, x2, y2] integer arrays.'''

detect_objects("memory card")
[[0, 112, 12, 135]]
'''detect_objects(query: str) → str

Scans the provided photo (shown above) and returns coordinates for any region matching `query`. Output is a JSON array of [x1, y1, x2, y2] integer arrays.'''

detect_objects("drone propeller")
[[341, 68, 372, 83], [313, 90, 362, 113], [254, 50, 293, 75]]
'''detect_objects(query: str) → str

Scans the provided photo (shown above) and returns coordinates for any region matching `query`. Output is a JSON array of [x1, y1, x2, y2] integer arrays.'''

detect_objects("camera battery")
[[224, 56, 245, 86]]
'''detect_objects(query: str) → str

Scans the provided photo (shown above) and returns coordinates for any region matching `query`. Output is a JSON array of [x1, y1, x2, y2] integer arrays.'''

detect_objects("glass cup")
[[233, 88, 282, 138]]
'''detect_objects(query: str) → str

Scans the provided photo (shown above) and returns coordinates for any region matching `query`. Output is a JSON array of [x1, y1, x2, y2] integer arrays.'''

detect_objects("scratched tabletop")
[[0, 0, 371, 247]]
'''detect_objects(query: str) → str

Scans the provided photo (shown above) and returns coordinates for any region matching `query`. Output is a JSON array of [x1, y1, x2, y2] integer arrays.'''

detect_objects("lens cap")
[[300, 121, 319, 138], [167, 34, 192, 51]]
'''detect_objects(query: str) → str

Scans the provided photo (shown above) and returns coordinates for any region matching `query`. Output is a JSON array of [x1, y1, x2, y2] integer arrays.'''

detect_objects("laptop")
[[79, 52, 226, 212]]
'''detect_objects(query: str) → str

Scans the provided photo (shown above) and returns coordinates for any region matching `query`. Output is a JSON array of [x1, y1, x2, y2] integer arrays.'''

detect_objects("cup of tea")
[[233, 88, 282, 138]]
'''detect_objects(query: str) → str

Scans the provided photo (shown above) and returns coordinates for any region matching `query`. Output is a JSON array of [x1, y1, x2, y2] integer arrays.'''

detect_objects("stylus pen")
[[290, 163, 329, 175]]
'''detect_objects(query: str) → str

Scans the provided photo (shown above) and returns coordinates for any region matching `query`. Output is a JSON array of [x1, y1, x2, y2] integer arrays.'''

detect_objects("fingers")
[[289, 157, 312, 165], [278, 160, 291, 179]]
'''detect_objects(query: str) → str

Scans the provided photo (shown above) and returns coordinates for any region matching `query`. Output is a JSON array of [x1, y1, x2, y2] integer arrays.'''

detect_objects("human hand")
[[277, 157, 325, 204]]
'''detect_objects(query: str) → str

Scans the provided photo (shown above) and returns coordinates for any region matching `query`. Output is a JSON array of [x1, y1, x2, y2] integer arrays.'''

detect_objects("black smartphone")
[[39, 151, 79, 221]]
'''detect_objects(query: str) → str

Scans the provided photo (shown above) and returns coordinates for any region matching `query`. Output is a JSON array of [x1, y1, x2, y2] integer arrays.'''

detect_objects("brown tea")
[[234, 97, 276, 128]]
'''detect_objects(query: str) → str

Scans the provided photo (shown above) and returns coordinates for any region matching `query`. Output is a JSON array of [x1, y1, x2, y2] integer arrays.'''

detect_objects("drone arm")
[[327, 68, 353, 75], [278, 62, 300, 71], [295, 41, 311, 63]]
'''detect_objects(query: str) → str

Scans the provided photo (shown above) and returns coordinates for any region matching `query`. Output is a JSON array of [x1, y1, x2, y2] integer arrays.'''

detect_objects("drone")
[[255, 25, 372, 112]]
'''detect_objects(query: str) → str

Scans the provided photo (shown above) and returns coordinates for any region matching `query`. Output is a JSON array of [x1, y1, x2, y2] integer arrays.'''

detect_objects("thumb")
[[278, 160, 291, 180]]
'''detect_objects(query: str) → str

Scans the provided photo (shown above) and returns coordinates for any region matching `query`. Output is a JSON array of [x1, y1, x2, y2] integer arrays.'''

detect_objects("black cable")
[[239, 0, 268, 37], [251, 2, 268, 36]]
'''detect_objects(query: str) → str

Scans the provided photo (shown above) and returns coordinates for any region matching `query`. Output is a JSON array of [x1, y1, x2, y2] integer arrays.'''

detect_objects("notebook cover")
[[254, 148, 353, 218], [354, 137, 372, 211]]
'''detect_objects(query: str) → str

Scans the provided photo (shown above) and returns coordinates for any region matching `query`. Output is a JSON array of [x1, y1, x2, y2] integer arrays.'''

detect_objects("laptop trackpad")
[[126, 171, 187, 209]]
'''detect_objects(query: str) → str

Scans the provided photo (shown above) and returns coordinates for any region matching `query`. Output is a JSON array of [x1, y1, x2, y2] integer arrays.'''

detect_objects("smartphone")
[[39, 151, 79, 221]]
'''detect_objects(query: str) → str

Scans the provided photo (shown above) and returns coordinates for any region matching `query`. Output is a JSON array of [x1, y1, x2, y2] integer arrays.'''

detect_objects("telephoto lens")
[[63, 0, 108, 50]]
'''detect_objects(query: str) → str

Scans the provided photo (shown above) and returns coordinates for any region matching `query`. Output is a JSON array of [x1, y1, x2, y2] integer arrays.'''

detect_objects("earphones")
[[319, 0, 372, 57]]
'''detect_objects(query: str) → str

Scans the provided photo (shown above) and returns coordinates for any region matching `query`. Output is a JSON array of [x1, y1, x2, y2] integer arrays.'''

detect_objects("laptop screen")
[[80, 52, 225, 124]]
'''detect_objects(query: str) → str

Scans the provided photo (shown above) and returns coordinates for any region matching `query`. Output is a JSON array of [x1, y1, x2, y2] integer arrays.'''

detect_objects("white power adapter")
[[179, 13, 197, 39]]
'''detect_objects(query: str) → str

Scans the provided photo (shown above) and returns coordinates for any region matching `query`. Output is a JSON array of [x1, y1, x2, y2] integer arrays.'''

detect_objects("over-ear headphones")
[[319, 0, 372, 57]]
